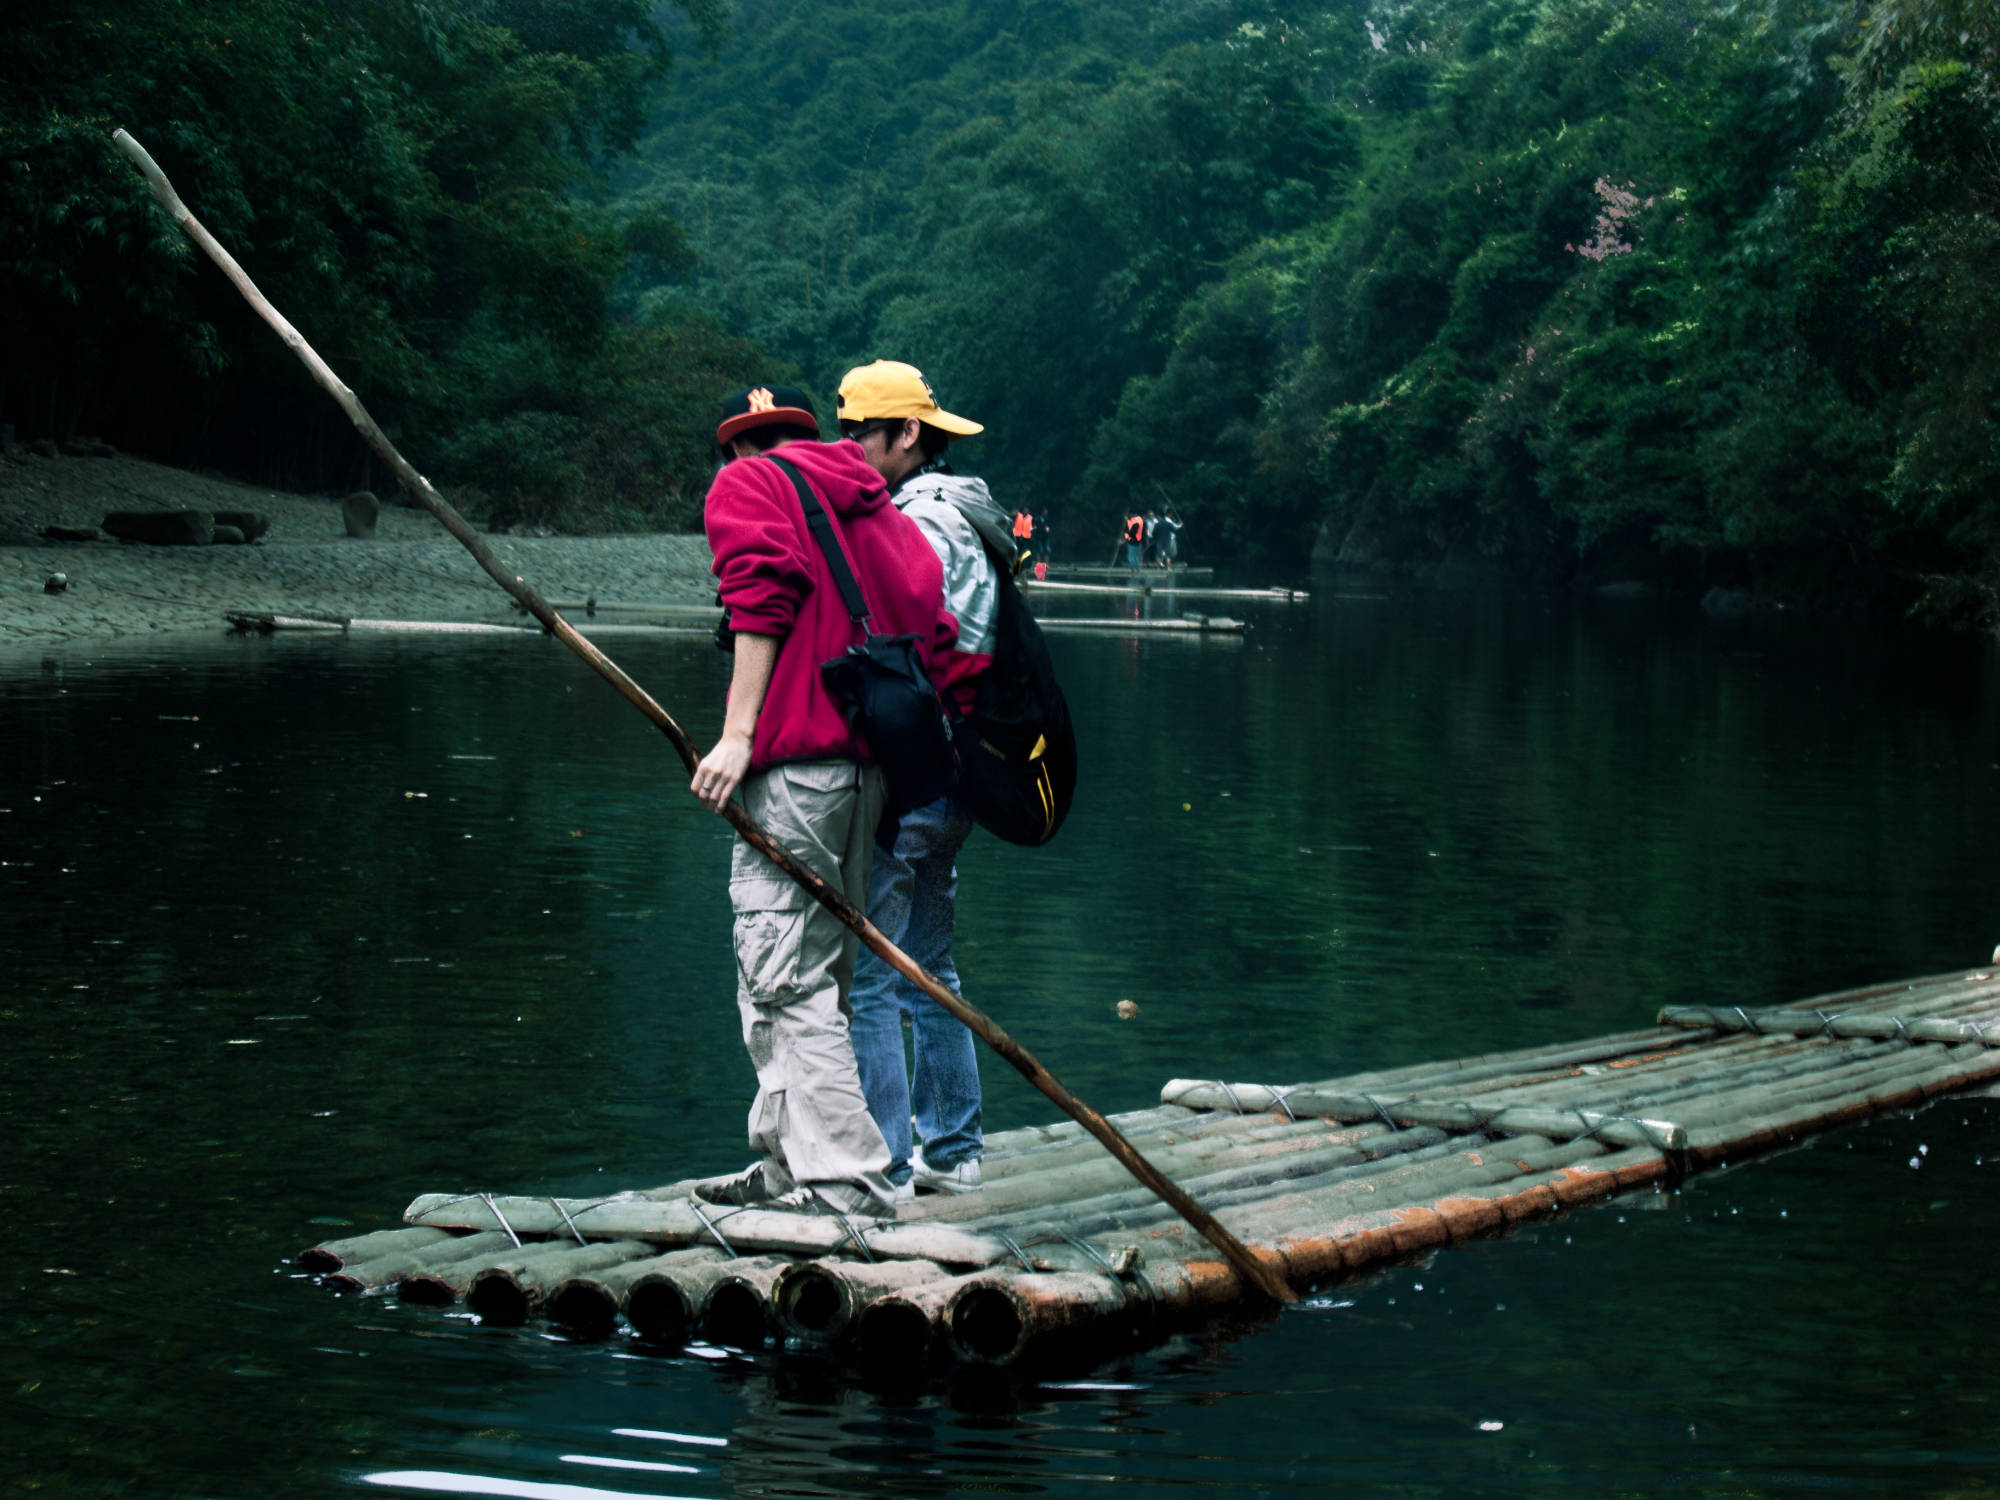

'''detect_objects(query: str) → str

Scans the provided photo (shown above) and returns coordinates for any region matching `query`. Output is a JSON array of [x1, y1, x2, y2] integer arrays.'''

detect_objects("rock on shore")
[[0, 452, 714, 649]]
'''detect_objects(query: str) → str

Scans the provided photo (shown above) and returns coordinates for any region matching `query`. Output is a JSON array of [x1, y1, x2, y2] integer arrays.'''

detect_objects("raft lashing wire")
[[299, 966, 2000, 1367]]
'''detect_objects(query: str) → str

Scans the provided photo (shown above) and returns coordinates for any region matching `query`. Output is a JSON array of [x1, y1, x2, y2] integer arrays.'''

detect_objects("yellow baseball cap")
[[837, 360, 983, 437]]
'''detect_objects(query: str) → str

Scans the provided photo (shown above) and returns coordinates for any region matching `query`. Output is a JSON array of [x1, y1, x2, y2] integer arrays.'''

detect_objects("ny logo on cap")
[[747, 387, 776, 413]]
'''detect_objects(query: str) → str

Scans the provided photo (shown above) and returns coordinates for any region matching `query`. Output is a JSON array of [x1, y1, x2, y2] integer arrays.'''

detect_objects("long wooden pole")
[[112, 128, 1296, 1305]]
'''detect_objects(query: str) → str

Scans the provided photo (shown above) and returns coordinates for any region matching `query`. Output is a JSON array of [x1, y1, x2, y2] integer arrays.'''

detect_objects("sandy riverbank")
[[0, 452, 715, 648]]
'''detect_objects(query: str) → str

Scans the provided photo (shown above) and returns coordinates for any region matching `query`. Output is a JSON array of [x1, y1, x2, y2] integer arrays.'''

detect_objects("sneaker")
[[891, 1178, 915, 1206], [691, 1163, 777, 1208], [911, 1151, 981, 1195]]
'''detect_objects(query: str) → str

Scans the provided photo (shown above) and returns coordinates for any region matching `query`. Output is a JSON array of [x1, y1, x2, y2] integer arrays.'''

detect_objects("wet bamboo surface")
[[303, 966, 2000, 1368]]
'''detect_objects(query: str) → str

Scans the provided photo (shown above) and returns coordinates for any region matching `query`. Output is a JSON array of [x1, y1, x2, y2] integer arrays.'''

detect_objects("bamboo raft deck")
[[300, 967, 2000, 1368]]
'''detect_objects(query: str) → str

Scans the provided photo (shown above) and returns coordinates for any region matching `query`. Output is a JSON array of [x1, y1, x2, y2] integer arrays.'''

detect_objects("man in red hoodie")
[[689, 383, 957, 1217]]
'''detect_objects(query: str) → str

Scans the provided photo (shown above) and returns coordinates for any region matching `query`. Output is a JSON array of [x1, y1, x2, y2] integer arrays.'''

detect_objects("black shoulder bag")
[[767, 456, 958, 816]]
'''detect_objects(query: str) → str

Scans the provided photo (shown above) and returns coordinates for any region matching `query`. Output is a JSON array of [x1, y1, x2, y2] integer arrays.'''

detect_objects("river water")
[[5, 580, 1999, 1497]]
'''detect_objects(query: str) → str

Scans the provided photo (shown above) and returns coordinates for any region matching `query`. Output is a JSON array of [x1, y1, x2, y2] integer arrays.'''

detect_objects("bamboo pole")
[[1159, 1080, 1685, 1151], [1778, 968, 1993, 1015], [965, 1132, 1468, 1244], [399, 1239, 580, 1304], [927, 1125, 1441, 1233], [465, 1239, 658, 1325], [1678, 1041, 2000, 1163], [322, 1230, 516, 1291], [546, 1247, 727, 1336], [113, 126, 1292, 1307], [300, 1225, 453, 1272], [906, 1120, 1358, 1223], [1226, 1026, 1710, 1109], [1659, 1003, 2000, 1048], [981, 1106, 1197, 1162], [971, 1110, 1335, 1185]]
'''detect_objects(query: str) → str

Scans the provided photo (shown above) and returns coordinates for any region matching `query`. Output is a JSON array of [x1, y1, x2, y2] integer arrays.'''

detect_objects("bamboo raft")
[[1022, 579, 1309, 602], [1047, 563, 1215, 584], [224, 611, 712, 637], [299, 966, 2000, 1368], [1036, 613, 1246, 635]]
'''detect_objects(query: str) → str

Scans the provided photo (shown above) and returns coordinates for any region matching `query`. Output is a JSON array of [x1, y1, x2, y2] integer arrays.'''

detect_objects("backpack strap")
[[769, 454, 870, 627]]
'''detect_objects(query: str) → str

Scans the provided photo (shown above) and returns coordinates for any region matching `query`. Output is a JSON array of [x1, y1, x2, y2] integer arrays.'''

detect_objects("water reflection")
[[4, 590, 2000, 1497]]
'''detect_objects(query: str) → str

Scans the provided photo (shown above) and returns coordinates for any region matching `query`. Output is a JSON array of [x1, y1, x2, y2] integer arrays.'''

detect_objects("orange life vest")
[[1013, 510, 1033, 539], [1124, 514, 1144, 544]]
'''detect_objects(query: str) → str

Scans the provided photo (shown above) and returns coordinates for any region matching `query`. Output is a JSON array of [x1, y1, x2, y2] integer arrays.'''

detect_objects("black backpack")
[[951, 552, 1077, 846]]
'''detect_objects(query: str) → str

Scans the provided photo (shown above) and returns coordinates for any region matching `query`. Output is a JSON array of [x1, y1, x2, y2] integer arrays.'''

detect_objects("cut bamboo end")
[[546, 1247, 728, 1338], [701, 1257, 792, 1349], [771, 1257, 954, 1344], [946, 1272, 1147, 1366], [850, 1272, 989, 1365]]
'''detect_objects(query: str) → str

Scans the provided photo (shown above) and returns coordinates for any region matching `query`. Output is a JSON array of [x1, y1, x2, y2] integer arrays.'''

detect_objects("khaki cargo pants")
[[730, 759, 895, 1212]]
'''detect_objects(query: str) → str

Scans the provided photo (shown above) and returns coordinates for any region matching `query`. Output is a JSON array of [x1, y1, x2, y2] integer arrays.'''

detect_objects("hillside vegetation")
[[7, 0, 1997, 619]]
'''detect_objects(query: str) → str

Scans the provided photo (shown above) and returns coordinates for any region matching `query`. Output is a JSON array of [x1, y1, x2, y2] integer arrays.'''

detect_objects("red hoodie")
[[705, 439, 958, 772]]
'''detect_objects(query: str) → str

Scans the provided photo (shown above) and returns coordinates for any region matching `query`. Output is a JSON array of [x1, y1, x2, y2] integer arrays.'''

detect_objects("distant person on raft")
[[838, 358, 1010, 1199], [688, 382, 957, 1217]]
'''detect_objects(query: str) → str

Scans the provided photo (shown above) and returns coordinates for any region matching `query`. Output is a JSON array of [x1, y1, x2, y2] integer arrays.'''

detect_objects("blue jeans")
[[849, 794, 983, 1181]]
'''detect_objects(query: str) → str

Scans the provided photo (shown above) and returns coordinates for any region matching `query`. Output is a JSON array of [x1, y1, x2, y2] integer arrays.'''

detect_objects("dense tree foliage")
[[8, 0, 1997, 617], [630, 0, 1999, 617], [2, 0, 753, 528]]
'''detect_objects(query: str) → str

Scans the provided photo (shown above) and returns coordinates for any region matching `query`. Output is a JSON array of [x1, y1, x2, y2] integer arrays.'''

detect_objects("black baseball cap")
[[715, 384, 819, 447]]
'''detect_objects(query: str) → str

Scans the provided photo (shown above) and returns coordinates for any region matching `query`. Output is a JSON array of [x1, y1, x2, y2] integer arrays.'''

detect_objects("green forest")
[[5, 0, 1998, 620]]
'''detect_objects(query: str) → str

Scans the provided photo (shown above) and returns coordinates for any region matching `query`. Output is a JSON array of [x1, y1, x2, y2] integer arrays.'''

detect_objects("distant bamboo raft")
[[300, 966, 2000, 1367], [1022, 579, 1309, 602], [1035, 614, 1246, 635], [224, 611, 713, 637], [1046, 563, 1215, 584]]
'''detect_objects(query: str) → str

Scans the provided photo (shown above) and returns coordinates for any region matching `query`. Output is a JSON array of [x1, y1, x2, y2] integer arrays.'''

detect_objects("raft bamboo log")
[[972, 1112, 1359, 1187], [948, 1272, 1151, 1365], [115, 125, 1291, 1307], [966, 1132, 1468, 1247], [465, 1239, 658, 1325], [1159, 1080, 1685, 1151], [322, 1230, 516, 1291], [905, 1120, 1366, 1223], [772, 1258, 954, 1344], [546, 1247, 728, 1336], [852, 1273, 992, 1364], [1783, 968, 1993, 1014], [702, 1257, 794, 1347], [399, 1239, 579, 1305], [1679, 1044, 2000, 1163], [982, 1106, 1198, 1160], [1240, 1027, 1711, 1108], [925, 1126, 1448, 1234], [407, 1192, 1003, 1266], [1659, 1003, 2000, 1047], [300, 1225, 453, 1272], [623, 1254, 789, 1346]]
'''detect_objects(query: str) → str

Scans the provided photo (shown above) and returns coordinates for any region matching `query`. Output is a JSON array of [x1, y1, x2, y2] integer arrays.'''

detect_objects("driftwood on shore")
[[300, 965, 2000, 1371]]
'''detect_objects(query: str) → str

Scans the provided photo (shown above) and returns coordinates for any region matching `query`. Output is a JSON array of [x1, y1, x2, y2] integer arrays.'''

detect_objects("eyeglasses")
[[841, 419, 898, 443]]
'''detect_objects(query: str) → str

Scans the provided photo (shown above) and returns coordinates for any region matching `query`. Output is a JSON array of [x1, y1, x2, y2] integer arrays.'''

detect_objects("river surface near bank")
[[5, 580, 2000, 1497]]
